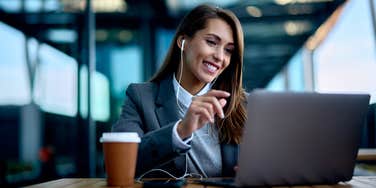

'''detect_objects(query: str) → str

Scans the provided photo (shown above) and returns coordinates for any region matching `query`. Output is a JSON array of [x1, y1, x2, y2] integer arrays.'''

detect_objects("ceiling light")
[[96, 30, 108, 42], [284, 21, 312, 36], [275, 0, 334, 5], [62, 0, 127, 12], [118, 30, 133, 43], [92, 0, 127, 12], [275, 0, 290, 5], [46, 29, 77, 43], [287, 5, 314, 14], [246, 6, 262, 17]]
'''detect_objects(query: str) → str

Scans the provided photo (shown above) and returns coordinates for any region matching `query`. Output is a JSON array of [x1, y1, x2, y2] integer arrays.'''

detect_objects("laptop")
[[199, 90, 370, 187]]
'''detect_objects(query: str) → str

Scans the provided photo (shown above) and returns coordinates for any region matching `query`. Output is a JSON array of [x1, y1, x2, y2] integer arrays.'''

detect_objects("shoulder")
[[126, 82, 159, 100], [125, 75, 174, 105], [127, 75, 173, 95], [127, 82, 158, 93]]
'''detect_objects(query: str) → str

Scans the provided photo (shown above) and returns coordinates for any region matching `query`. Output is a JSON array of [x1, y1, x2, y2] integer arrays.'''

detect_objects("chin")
[[196, 71, 219, 84], [199, 75, 217, 84]]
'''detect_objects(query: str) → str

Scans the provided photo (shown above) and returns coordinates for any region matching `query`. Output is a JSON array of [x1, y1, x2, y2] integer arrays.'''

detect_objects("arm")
[[112, 84, 189, 176]]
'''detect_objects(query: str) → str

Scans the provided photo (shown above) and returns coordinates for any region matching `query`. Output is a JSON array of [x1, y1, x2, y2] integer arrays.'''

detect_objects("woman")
[[112, 4, 246, 178]]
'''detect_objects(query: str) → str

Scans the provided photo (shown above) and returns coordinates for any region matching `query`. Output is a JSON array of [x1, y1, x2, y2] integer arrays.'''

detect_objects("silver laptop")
[[235, 91, 370, 187]]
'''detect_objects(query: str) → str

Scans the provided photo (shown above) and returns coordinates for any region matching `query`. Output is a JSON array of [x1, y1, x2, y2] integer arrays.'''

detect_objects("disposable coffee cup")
[[100, 132, 141, 187]]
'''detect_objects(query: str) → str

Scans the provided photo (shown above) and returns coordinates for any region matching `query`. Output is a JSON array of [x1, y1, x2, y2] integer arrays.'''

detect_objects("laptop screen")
[[235, 91, 370, 187]]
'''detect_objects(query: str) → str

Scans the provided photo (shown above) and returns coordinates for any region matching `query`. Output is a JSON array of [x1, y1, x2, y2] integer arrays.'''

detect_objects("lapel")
[[155, 75, 180, 127]]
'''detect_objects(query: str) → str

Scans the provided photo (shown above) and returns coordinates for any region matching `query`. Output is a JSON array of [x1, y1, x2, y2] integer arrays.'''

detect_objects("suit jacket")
[[112, 75, 239, 177]]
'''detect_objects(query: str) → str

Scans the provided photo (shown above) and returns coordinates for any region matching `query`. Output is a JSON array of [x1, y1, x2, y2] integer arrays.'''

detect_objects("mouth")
[[203, 61, 220, 74]]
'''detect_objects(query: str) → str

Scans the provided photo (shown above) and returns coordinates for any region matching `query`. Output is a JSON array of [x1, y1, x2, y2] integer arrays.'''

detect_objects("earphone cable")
[[135, 153, 202, 183], [176, 43, 185, 113]]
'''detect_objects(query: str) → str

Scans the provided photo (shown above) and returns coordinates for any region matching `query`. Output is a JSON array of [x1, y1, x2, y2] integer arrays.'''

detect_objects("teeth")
[[205, 62, 217, 72]]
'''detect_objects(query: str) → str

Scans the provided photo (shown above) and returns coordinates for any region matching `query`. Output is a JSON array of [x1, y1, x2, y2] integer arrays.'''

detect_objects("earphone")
[[176, 39, 185, 113], [181, 39, 185, 51]]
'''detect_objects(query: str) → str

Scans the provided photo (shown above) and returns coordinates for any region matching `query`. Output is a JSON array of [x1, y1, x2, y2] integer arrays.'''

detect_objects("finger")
[[190, 103, 214, 123], [205, 89, 230, 98], [194, 101, 214, 119], [198, 96, 225, 118], [194, 106, 214, 123], [219, 98, 227, 108]]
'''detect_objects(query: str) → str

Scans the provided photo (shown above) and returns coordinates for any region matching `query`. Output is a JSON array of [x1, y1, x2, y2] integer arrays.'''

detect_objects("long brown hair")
[[150, 4, 246, 144]]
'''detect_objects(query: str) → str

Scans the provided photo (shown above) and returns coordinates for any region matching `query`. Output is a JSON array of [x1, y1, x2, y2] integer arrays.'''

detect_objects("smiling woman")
[[112, 4, 246, 179]]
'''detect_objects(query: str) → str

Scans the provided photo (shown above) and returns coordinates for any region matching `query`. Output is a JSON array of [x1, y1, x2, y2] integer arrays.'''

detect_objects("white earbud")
[[181, 39, 185, 51], [177, 39, 186, 114]]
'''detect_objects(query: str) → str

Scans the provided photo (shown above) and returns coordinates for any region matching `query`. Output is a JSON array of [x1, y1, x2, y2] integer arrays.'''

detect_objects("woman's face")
[[183, 18, 234, 85]]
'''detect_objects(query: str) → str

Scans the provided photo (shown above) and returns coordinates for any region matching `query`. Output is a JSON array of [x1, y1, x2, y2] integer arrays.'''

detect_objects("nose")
[[213, 48, 224, 62]]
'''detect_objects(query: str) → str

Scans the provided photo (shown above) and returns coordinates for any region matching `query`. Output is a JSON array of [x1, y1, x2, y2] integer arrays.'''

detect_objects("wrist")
[[177, 121, 191, 140]]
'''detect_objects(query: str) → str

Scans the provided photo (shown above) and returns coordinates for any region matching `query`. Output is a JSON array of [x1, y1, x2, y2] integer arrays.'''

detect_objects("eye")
[[206, 39, 217, 46], [225, 47, 234, 55]]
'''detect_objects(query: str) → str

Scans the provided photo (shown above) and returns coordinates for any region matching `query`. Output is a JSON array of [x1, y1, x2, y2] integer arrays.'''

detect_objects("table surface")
[[357, 149, 376, 161], [24, 176, 376, 188], [23, 149, 376, 188]]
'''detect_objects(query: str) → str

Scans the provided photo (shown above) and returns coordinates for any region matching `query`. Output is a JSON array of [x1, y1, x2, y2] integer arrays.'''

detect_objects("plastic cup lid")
[[99, 132, 141, 143]]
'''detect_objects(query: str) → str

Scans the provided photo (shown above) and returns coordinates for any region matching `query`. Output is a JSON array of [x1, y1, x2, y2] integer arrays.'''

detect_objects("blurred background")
[[0, 0, 375, 187]]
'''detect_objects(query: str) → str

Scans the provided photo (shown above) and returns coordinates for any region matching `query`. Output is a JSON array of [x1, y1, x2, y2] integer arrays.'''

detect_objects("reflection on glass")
[[80, 66, 110, 122], [33, 44, 78, 116], [267, 72, 285, 91], [111, 45, 143, 98], [314, 0, 376, 103], [287, 49, 304, 91], [0, 21, 31, 105], [156, 29, 174, 69]]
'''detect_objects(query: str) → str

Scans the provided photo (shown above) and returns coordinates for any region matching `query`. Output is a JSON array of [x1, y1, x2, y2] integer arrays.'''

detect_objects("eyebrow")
[[205, 33, 234, 46]]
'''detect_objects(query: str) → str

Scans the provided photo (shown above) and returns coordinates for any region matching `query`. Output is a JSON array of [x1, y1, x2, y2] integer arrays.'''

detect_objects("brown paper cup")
[[100, 132, 140, 187]]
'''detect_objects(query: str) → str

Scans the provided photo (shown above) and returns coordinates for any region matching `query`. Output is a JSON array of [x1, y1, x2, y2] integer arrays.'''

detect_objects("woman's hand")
[[177, 89, 230, 139]]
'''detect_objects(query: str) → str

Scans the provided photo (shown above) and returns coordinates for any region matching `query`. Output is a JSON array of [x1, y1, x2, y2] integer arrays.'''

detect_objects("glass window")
[[266, 71, 285, 91], [0, 21, 80, 116], [314, 0, 376, 103], [0, 21, 31, 105], [266, 49, 304, 91], [0, 0, 21, 12], [110, 45, 143, 99], [33, 43, 78, 117], [0, 0, 60, 13], [287, 49, 304, 91], [79, 66, 110, 122], [156, 29, 174, 69]]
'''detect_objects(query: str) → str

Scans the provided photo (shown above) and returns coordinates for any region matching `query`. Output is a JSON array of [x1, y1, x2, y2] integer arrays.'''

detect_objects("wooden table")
[[357, 149, 376, 161], [24, 176, 376, 188]]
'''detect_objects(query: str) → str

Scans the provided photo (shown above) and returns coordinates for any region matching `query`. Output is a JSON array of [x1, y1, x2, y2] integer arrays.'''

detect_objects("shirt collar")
[[173, 74, 211, 107]]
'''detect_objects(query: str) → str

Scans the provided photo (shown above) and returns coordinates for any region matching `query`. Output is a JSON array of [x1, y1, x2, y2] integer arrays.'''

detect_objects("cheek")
[[185, 49, 196, 64], [187, 48, 202, 62], [223, 58, 231, 69]]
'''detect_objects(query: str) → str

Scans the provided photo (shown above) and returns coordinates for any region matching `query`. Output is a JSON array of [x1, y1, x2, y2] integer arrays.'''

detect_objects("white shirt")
[[171, 74, 211, 150]]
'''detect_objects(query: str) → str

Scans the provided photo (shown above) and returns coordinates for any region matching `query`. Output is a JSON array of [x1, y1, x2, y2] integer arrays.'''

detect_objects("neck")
[[176, 70, 206, 95]]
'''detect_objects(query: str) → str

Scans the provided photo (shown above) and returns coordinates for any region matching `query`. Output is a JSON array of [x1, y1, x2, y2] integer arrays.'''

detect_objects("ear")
[[177, 35, 186, 50]]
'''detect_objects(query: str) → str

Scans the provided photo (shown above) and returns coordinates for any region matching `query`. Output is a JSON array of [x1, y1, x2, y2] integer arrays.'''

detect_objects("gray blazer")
[[112, 75, 239, 177]]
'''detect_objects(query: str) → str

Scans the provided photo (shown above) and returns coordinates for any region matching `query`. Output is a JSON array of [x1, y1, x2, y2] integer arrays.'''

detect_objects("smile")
[[203, 61, 219, 74]]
